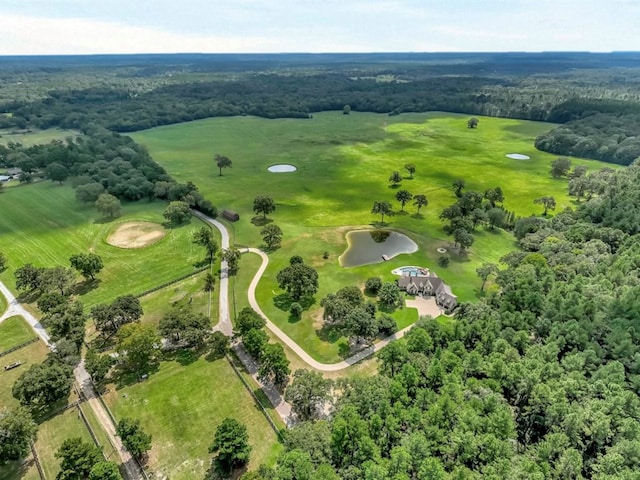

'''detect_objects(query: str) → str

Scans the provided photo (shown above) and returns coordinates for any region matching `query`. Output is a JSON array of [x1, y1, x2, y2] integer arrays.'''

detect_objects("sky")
[[0, 0, 638, 55]]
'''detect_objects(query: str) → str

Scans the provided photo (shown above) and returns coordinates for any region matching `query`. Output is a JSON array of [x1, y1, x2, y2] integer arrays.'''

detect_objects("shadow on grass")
[[113, 362, 161, 389], [193, 258, 212, 268], [205, 457, 247, 480], [315, 323, 342, 345], [93, 216, 119, 225], [396, 210, 409, 216], [388, 184, 401, 189], [260, 244, 280, 254], [273, 293, 316, 312], [163, 347, 204, 366], [250, 216, 272, 227], [411, 213, 425, 219], [74, 278, 101, 296], [16, 289, 42, 304]]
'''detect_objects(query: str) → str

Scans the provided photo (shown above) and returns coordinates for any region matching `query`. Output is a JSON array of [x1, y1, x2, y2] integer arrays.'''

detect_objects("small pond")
[[268, 164, 297, 173], [340, 230, 418, 267], [505, 153, 530, 160]]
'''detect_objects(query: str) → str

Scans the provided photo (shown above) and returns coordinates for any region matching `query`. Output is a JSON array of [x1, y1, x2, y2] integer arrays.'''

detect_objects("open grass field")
[[0, 339, 48, 409], [0, 128, 78, 146], [105, 356, 282, 480], [0, 316, 35, 352], [132, 111, 614, 362], [34, 406, 95, 480], [0, 182, 208, 307], [0, 460, 40, 480], [138, 269, 218, 329]]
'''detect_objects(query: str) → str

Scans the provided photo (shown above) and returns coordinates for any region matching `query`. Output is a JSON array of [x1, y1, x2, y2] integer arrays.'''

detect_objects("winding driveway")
[[192, 211, 416, 372], [245, 248, 416, 371]]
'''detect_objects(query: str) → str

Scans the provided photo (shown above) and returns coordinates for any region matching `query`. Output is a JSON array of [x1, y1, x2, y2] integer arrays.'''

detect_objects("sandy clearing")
[[107, 221, 166, 248]]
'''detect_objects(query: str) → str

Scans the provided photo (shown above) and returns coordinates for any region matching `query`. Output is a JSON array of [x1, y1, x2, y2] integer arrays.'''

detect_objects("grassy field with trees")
[[0, 182, 208, 307], [132, 111, 614, 361], [104, 355, 283, 479]]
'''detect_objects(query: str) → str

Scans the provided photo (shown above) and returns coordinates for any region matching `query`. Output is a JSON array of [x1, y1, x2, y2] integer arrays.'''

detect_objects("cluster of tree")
[[439, 182, 514, 249], [15, 263, 77, 296], [535, 99, 640, 165], [320, 280, 399, 348], [234, 307, 290, 387], [276, 256, 319, 302], [115, 417, 152, 460], [153, 179, 218, 218], [55, 437, 122, 480], [234, 159, 640, 479]]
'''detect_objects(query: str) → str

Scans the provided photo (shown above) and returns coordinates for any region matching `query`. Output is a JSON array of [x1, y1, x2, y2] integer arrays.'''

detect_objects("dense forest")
[[247, 162, 640, 479], [1, 52, 640, 165]]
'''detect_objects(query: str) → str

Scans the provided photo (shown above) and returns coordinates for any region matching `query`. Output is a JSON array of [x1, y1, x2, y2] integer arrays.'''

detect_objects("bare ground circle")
[[107, 221, 166, 248]]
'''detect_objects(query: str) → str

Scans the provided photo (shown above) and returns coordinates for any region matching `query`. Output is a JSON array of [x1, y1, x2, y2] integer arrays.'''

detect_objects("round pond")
[[268, 164, 297, 173], [505, 153, 530, 160], [340, 230, 418, 267]]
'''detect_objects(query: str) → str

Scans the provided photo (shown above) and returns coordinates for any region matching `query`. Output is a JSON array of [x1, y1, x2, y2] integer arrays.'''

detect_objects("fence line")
[[0, 337, 38, 357], [135, 266, 209, 298], [95, 388, 151, 480], [225, 353, 284, 441], [30, 441, 46, 480]]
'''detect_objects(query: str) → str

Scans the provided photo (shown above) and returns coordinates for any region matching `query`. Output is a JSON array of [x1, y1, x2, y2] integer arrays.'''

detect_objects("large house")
[[397, 271, 458, 310]]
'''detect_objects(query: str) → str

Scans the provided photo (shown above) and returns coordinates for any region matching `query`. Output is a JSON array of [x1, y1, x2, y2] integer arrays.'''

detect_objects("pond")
[[268, 164, 297, 173], [340, 230, 418, 267], [505, 153, 530, 160]]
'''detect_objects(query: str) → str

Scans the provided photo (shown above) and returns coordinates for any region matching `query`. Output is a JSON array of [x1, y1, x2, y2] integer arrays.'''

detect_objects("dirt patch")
[[107, 221, 166, 249]]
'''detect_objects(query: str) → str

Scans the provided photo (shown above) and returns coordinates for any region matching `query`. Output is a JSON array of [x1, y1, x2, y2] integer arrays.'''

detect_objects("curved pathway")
[[245, 248, 416, 372]]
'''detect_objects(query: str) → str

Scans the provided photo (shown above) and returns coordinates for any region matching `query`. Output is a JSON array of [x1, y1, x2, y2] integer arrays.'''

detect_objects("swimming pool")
[[391, 266, 428, 276]]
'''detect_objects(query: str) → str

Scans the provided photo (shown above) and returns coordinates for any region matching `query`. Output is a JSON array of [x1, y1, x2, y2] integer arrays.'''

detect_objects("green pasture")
[[0, 339, 48, 409], [0, 460, 40, 480], [106, 356, 282, 479], [34, 406, 95, 480], [0, 316, 35, 352], [0, 182, 206, 307], [139, 269, 217, 329], [132, 111, 613, 362], [0, 128, 78, 147]]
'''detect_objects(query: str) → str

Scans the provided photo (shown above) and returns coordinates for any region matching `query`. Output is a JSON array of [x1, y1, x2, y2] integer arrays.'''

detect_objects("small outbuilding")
[[222, 209, 240, 222]]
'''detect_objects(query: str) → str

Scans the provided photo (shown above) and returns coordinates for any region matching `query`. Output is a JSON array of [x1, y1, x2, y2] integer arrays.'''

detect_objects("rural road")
[[0, 281, 144, 480]]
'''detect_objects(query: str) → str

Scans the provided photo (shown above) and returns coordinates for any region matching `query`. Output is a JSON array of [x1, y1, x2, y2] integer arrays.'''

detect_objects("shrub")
[[438, 256, 450, 268]]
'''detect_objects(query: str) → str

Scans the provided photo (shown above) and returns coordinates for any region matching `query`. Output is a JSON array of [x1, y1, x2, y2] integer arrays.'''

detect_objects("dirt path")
[[0, 281, 144, 480]]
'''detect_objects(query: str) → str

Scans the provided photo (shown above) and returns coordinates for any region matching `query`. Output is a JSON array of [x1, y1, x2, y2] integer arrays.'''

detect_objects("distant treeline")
[[1, 55, 640, 165]]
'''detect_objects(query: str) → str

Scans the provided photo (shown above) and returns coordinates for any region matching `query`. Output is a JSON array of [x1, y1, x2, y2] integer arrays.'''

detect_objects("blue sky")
[[0, 0, 637, 54]]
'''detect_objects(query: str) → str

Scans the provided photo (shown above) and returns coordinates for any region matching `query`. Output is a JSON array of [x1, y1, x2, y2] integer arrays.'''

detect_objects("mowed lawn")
[[0, 128, 78, 147], [0, 339, 48, 409], [105, 356, 282, 480], [0, 182, 206, 307], [0, 316, 35, 352], [132, 111, 614, 362]]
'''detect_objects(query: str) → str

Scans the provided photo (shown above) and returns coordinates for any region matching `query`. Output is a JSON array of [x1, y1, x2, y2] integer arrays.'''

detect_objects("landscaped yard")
[[105, 355, 282, 480], [0, 182, 207, 307]]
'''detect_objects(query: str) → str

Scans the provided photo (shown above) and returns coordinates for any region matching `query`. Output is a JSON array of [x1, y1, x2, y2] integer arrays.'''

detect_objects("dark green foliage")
[[235, 307, 266, 337], [289, 302, 303, 318], [0, 252, 6, 272], [222, 247, 241, 276], [91, 295, 142, 338], [395, 189, 412, 211], [289, 255, 304, 265], [159, 306, 210, 348], [244, 328, 269, 361], [208, 331, 230, 358], [89, 461, 123, 480], [365, 277, 382, 295], [85, 348, 115, 385], [376, 314, 398, 336], [258, 343, 290, 387], [285, 370, 332, 421], [438, 256, 449, 267], [253, 195, 276, 219], [12, 361, 73, 412], [261, 224, 283, 249], [116, 323, 160, 374], [0, 406, 37, 463], [193, 227, 218, 263], [163, 200, 192, 225], [371, 201, 393, 223], [116, 417, 152, 459], [377, 282, 402, 310], [95, 193, 121, 219], [209, 418, 251, 475], [215, 153, 232, 176], [388, 171, 402, 186], [550, 156, 572, 178], [55, 437, 102, 480], [69, 253, 104, 280], [277, 263, 319, 301]]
